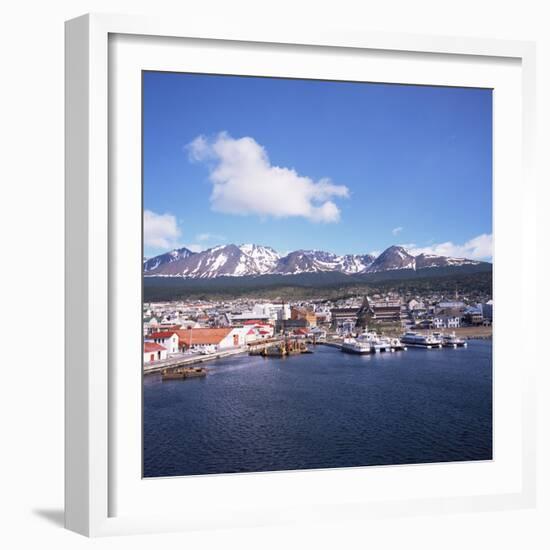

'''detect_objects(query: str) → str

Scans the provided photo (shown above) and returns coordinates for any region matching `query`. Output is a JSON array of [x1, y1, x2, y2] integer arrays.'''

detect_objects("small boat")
[[438, 332, 467, 348], [389, 337, 407, 351], [161, 366, 208, 380], [376, 336, 396, 352], [400, 331, 442, 349]]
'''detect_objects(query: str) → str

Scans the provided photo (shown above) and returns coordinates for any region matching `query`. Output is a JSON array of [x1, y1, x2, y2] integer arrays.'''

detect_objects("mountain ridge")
[[144, 243, 489, 279]]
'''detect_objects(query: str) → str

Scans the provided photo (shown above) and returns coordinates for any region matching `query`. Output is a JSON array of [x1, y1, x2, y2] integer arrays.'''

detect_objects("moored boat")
[[161, 366, 208, 380], [439, 332, 467, 348], [358, 331, 383, 352], [341, 337, 372, 354], [389, 337, 407, 351], [400, 331, 443, 349], [342, 331, 409, 354]]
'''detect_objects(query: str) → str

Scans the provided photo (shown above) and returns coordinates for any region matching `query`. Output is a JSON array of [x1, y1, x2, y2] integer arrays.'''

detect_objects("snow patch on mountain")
[[143, 243, 484, 278]]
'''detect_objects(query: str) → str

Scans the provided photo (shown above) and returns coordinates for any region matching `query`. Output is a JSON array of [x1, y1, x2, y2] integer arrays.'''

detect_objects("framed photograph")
[[65, 13, 537, 536]]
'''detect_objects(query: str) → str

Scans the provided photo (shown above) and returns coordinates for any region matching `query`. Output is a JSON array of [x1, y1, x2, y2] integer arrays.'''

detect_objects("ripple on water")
[[144, 340, 492, 477]]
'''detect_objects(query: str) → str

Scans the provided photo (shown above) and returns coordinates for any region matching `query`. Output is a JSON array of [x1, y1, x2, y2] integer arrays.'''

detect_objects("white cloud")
[[187, 132, 349, 223], [185, 243, 204, 253], [392, 226, 403, 236], [196, 232, 226, 242], [187, 135, 209, 162], [143, 210, 182, 250], [369, 250, 381, 257], [397, 242, 418, 250], [406, 233, 493, 260]]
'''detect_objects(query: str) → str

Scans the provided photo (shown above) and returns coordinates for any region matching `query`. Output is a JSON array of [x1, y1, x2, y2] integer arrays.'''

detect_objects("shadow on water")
[[33, 508, 64, 527]]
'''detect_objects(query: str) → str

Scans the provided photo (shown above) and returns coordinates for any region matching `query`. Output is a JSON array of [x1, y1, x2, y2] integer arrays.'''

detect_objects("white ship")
[[341, 336, 372, 354], [341, 332, 408, 354], [400, 331, 443, 349], [435, 332, 467, 348], [358, 331, 381, 352], [373, 335, 406, 352]]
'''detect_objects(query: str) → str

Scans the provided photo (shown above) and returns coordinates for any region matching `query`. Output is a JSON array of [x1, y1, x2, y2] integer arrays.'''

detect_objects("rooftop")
[[144, 342, 166, 353], [174, 328, 233, 346], [149, 331, 178, 339]]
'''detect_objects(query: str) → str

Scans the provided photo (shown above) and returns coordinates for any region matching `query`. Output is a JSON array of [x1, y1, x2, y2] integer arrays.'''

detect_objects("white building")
[[143, 316, 159, 335], [175, 327, 250, 352], [252, 302, 290, 321], [147, 331, 179, 354], [143, 342, 167, 363], [241, 323, 275, 342], [433, 315, 461, 329]]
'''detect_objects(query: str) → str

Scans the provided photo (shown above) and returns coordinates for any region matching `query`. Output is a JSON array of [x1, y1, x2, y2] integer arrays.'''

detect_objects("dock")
[[316, 341, 343, 350], [249, 338, 311, 357], [144, 347, 247, 375]]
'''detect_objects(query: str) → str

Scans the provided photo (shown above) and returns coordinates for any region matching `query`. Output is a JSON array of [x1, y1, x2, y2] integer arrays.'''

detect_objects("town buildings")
[[432, 309, 462, 329], [367, 297, 403, 323], [330, 307, 360, 334], [290, 307, 317, 327], [142, 291, 493, 364]]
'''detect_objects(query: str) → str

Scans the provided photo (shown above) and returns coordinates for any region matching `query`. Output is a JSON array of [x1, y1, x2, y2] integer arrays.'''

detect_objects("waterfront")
[[143, 340, 492, 477]]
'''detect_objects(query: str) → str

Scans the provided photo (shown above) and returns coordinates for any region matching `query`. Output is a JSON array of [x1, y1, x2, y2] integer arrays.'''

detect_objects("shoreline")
[[143, 347, 248, 375], [144, 328, 493, 374], [414, 327, 492, 340]]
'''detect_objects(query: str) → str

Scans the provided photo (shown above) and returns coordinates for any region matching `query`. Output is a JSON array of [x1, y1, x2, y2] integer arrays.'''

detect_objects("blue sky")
[[143, 72, 492, 260]]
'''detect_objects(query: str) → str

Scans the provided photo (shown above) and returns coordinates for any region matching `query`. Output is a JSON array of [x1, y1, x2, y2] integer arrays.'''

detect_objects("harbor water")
[[143, 340, 492, 477]]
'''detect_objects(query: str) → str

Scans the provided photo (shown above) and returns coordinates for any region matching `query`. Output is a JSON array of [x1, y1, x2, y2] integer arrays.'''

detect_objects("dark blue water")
[[143, 340, 492, 477]]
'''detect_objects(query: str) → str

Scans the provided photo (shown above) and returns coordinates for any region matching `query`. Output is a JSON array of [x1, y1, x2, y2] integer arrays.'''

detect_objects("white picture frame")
[[65, 13, 537, 537]]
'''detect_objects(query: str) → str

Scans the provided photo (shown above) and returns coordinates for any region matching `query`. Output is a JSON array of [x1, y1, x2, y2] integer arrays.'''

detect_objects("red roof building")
[[143, 342, 167, 363], [147, 331, 179, 354], [174, 328, 233, 347], [149, 331, 177, 339], [144, 342, 166, 353]]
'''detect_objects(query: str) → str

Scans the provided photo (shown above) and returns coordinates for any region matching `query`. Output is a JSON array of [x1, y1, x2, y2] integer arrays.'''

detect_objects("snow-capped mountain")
[[336, 254, 377, 274], [366, 246, 482, 273], [273, 250, 375, 275], [366, 246, 416, 273], [238, 244, 280, 274], [145, 244, 280, 279], [143, 243, 485, 278], [143, 247, 194, 273], [414, 253, 481, 269]]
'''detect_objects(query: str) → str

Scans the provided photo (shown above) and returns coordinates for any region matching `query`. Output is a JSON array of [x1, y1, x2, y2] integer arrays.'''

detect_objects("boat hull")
[[442, 341, 467, 348], [400, 341, 442, 349], [161, 367, 207, 380], [341, 344, 372, 355]]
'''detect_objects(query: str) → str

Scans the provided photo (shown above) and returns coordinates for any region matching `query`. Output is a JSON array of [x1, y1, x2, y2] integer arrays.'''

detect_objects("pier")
[[144, 347, 247, 374], [316, 341, 343, 350], [144, 338, 288, 374]]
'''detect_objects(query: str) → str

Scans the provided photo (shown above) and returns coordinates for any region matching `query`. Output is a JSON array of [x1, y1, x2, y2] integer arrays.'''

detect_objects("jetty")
[[250, 338, 311, 358], [144, 347, 246, 375]]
